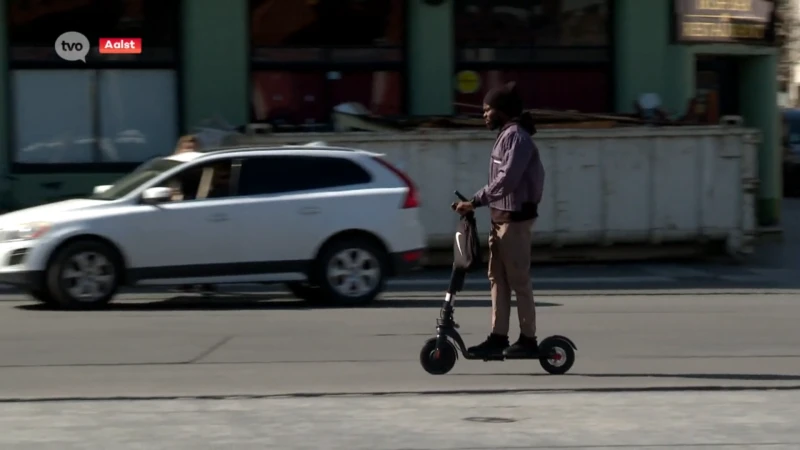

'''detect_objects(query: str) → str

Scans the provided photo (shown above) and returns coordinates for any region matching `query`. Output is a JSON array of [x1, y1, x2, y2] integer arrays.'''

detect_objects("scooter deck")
[[464, 352, 541, 361]]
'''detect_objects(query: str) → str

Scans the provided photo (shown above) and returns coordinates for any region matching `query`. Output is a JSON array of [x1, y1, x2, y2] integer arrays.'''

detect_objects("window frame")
[[247, 0, 411, 126], [3, 0, 185, 174], [233, 154, 374, 197], [89, 156, 184, 201], [144, 157, 239, 204], [110, 155, 237, 204], [452, 0, 617, 113]]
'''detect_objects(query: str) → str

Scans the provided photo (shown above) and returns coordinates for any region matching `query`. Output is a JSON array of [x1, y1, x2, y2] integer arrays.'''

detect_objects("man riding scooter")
[[453, 81, 545, 359]]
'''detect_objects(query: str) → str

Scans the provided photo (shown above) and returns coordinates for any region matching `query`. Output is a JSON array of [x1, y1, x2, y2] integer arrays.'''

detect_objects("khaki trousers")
[[487, 219, 536, 337]]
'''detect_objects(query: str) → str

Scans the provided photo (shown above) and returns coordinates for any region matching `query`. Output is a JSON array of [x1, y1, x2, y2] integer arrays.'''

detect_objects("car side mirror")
[[141, 187, 173, 205], [93, 185, 112, 195]]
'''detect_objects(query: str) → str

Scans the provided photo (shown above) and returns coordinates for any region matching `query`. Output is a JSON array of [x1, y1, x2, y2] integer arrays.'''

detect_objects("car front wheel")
[[45, 240, 122, 310], [27, 288, 56, 305]]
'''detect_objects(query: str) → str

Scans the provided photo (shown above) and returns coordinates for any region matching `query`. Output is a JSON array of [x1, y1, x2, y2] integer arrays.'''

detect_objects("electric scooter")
[[418, 191, 577, 376]]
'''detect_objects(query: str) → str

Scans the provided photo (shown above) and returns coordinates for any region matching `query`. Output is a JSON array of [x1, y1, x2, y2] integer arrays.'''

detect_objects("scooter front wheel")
[[419, 338, 457, 375], [538, 337, 575, 375]]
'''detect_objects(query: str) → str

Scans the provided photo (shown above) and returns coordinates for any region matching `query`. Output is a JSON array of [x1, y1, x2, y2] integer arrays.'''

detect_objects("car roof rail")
[[196, 143, 380, 158]]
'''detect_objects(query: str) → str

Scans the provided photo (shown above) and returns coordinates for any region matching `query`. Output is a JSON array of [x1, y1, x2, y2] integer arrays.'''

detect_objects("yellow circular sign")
[[456, 71, 480, 94]]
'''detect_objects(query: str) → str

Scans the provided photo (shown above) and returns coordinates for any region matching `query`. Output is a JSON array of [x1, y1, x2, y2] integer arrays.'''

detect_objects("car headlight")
[[0, 222, 52, 242]]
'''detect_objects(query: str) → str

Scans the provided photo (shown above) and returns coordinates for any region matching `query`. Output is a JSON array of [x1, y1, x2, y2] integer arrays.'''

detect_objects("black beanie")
[[483, 81, 523, 118]]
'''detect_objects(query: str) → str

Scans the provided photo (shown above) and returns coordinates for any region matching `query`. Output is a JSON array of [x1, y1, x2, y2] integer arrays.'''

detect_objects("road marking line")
[[746, 269, 795, 278], [642, 266, 710, 278], [0, 275, 677, 294], [388, 276, 675, 287], [717, 275, 775, 283]]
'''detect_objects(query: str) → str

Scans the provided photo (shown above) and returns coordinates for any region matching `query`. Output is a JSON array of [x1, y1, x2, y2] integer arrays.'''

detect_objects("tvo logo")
[[55, 31, 90, 62]]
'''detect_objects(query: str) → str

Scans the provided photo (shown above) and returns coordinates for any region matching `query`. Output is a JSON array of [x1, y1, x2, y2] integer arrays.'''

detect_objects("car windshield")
[[89, 157, 183, 200]]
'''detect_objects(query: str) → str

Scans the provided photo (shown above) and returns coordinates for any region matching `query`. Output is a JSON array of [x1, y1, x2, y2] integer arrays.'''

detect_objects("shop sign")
[[674, 0, 776, 44]]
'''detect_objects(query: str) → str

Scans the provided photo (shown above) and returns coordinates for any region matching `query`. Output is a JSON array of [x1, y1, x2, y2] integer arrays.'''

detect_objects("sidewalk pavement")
[[0, 391, 797, 449]]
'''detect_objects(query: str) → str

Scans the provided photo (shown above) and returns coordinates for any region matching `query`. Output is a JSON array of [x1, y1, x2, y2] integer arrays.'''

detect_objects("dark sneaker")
[[503, 334, 539, 358], [467, 333, 510, 358], [198, 284, 217, 295], [170, 284, 194, 293]]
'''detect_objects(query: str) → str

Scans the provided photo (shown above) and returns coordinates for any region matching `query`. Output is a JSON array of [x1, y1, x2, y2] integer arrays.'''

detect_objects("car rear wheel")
[[308, 237, 387, 307], [45, 240, 122, 310]]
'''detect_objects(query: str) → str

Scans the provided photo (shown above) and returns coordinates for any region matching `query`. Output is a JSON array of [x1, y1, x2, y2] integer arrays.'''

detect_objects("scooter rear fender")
[[543, 334, 577, 351]]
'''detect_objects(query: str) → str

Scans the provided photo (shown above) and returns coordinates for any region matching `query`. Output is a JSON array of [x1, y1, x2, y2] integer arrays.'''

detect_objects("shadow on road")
[[15, 294, 562, 312], [456, 372, 800, 381], [582, 373, 800, 381]]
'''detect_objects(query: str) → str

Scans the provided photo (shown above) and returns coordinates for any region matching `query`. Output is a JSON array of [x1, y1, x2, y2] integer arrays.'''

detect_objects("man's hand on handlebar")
[[453, 201, 474, 215], [451, 191, 474, 215]]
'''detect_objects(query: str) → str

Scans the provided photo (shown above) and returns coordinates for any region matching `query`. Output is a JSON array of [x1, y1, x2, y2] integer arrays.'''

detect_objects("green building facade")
[[0, 0, 781, 224]]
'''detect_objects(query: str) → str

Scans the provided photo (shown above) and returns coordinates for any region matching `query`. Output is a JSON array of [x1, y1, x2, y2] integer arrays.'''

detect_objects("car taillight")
[[401, 249, 424, 262], [372, 156, 420, 209]]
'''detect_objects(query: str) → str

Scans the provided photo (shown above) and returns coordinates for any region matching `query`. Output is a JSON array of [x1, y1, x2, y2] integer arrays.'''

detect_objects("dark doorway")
[[696, 55, 742, 117]]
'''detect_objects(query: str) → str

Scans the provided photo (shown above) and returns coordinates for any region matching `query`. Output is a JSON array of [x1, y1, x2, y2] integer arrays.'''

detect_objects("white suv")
[[0, 144, 427, 309]]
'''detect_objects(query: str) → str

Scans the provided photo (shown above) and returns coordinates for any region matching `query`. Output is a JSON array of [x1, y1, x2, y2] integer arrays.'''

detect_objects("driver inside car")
[[206, 164, 231, 198]]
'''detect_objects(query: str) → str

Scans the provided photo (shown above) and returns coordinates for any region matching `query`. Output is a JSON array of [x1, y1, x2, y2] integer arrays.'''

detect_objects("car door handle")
[[298, 207, 320, 215], [207, 213, 229, 222]]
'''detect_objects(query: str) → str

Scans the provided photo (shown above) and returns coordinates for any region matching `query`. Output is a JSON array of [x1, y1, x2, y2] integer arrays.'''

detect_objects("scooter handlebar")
[[451, 191, 470, 211]]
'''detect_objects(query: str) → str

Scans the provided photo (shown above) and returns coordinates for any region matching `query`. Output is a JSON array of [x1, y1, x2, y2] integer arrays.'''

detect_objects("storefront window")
[[97, 70, 179, 162], [250, 0, 404, 63], [12, 70, 179, 164], [7, 0, 181, 168], [251, 70, 403, 130], [249, 0, 406, 129], [454, 68, 610, 114], [456, 0, 609, 49], [12, 70, 95, 164], [454, 0, 612, 113]]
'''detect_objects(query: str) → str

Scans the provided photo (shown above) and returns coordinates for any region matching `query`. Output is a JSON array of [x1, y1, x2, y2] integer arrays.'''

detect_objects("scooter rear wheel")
[[419, 338, 457, 375], [538, 337, 575, 375]]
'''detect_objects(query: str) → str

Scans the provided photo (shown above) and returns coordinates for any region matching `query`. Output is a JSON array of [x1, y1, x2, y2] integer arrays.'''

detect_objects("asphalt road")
[[1, 269, 799, 448]]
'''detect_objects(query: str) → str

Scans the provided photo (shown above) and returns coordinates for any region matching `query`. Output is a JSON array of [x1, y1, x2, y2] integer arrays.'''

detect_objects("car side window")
[[156, 159, 235, 202], [236, 155, 372, 196]]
